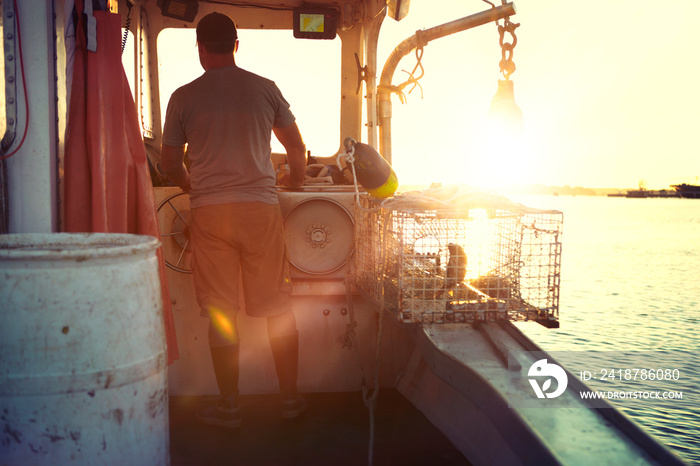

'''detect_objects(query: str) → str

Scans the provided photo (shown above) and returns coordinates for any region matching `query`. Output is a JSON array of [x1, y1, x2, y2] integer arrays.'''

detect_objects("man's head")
[[196, 12, 238, 55]]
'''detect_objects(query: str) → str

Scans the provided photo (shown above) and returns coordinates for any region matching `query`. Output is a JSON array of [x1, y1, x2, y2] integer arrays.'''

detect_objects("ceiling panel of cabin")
[[143, 0, 390, 32], [145, 0, 390, 23]]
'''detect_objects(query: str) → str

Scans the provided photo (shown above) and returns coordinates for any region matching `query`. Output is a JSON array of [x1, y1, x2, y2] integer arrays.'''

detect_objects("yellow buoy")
[[349, 141, 398, 199]]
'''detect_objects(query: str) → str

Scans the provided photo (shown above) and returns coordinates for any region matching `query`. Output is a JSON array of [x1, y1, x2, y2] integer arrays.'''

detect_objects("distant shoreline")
[[396, 184, 646, 197]]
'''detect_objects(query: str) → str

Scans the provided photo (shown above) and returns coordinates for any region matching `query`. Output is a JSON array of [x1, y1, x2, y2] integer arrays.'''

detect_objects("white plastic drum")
[[0, 233, 168, 465]]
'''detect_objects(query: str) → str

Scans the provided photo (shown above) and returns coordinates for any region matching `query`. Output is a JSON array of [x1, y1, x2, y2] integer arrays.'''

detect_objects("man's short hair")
[[197, 12, 238, 54]]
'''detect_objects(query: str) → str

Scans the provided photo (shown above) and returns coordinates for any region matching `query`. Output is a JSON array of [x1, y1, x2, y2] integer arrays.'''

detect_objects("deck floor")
[[170, 389, 470, 465]]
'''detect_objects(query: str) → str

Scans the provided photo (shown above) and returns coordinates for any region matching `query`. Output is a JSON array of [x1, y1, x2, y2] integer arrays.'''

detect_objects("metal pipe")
[[377, 3, 517, 164], [1, 0, 18, 233], [364, 12, 385, 149]]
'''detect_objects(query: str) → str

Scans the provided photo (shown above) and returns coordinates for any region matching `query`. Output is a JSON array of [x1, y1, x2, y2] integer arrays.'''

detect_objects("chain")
[[497, 17, 519, 79]]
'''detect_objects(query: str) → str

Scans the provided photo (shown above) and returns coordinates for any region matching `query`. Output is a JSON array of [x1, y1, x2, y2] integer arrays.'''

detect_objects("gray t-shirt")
[[162, 65, 296, 207]]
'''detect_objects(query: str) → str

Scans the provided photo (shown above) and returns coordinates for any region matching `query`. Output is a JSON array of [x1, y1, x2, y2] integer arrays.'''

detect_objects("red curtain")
[[64, 3, 178, 363]]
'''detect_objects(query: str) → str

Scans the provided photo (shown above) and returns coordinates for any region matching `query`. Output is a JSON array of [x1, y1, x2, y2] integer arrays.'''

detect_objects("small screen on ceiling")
[[293, 8, 338, 39]]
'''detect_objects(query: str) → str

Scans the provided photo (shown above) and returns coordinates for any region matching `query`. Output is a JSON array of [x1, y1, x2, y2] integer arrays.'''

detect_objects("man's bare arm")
[[161, 144, 192, 193], [273, 122, 306, 188]]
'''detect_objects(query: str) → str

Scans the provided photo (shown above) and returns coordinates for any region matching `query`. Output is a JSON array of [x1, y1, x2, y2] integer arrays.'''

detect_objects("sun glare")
[[462, 113, 534, 190], [463, 208, 493, 279]]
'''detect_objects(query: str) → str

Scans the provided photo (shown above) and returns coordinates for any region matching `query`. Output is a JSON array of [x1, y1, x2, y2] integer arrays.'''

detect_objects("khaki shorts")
[[191, 202, 293, 319]]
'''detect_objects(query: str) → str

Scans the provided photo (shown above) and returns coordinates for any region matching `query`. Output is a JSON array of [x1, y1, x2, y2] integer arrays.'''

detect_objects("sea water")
[[511, 195, 700, 464]]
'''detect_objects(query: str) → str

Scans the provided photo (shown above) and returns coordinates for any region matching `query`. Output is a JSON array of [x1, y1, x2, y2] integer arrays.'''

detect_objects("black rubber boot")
[[269, 331, 307, 419], [196, 344, 242, 428]]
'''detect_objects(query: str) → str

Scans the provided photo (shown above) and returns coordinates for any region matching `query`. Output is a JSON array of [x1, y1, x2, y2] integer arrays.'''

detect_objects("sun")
[[426, 107, 534, 192], [471, 122, 534, 190]]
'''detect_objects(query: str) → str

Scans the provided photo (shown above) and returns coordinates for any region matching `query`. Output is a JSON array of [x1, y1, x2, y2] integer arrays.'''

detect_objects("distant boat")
[[672, 183, 700, 199], [625, 189, 647, 198], [623, 189, 679, 198], [621, 178, 680, 198]]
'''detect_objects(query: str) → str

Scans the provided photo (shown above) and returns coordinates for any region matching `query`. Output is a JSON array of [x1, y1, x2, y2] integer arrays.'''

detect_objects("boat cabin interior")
[[0, 0, 687, 464]]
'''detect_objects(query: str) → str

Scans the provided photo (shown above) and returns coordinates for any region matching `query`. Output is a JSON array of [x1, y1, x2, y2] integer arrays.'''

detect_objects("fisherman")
[[161, 12, 307, 428]]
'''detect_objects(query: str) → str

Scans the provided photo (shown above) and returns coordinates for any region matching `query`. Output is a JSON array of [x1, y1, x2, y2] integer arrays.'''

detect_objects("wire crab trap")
[[354, 185, 563, 328]]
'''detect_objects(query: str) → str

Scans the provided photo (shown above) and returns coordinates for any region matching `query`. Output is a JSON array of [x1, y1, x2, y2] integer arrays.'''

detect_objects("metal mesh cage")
[[353, 187, 563, 327]]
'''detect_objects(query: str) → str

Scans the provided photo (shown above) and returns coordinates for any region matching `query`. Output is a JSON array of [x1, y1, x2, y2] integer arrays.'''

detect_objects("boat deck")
[[170, 389, 470, 465]]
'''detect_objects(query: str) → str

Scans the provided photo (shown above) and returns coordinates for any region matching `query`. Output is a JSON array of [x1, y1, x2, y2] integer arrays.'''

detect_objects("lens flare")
[[208, 307, 238, 344]]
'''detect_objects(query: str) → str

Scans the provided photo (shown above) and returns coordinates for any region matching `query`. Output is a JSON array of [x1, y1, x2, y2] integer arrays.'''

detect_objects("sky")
[[155, 0, 700, 190], [375, 0, 700, 190]]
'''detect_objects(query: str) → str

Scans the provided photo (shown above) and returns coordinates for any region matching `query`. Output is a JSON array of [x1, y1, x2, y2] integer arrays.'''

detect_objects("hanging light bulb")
[[488, 78, 523, 134], [474, 17, 527, 189], [477, 78, 525, 188]]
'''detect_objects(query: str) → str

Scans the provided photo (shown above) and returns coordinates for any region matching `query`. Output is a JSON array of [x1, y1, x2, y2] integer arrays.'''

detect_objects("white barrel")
[[0, 233, 168, 465]]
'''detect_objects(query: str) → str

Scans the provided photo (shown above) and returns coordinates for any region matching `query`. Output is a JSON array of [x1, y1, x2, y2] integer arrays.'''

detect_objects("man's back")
[[163, 65, 296, 207]]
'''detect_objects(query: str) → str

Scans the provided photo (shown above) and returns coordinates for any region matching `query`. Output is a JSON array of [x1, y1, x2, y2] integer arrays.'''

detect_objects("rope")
[[377, 36, 426, 104], [338, 178, 390, 465], [340, 271, 377, 466], [337, 138, 383, 215], [336, 138, 362, 202], [340, 265, 367, 382], [361, 209, 390, 466]]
